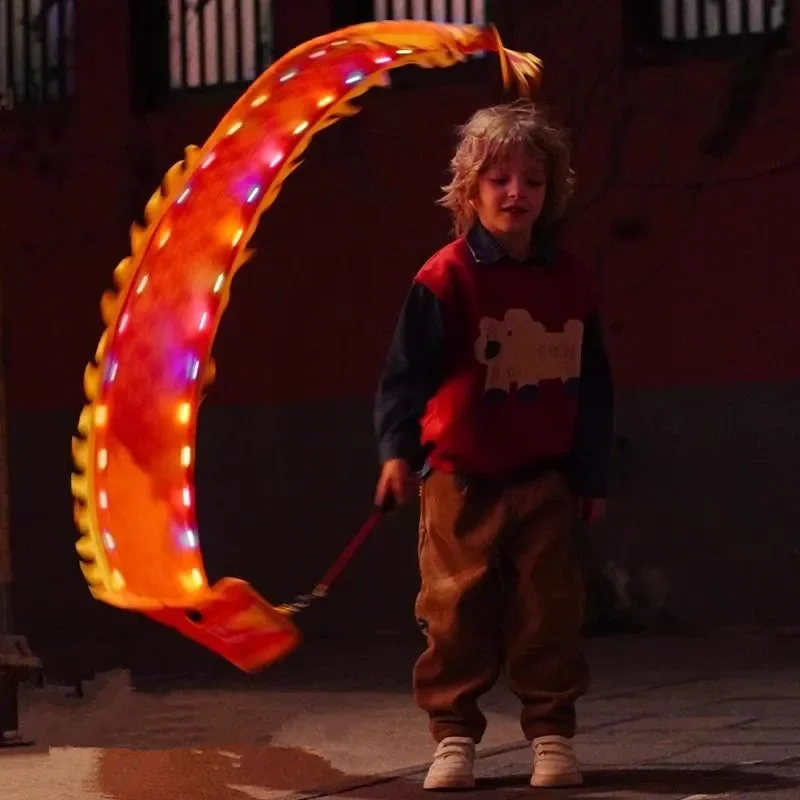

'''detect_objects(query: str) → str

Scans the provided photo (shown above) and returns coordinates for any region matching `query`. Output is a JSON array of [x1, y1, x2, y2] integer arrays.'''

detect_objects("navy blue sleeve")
[[374, 282, 445, 471], [570, 313, 615, 498]]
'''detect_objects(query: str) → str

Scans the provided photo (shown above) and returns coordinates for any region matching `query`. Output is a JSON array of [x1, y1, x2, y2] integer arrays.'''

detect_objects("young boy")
[[373, 101, 614, 790]]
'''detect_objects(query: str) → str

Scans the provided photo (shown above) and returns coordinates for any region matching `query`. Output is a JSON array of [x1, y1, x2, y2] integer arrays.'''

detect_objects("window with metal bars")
[[329, 0, 493, 85], [660, 0, 788, 40], [627, 0, 791, 59], [0, 0, 74, 108], [373, 0, 488, 24], [168, 0, 274, 90]]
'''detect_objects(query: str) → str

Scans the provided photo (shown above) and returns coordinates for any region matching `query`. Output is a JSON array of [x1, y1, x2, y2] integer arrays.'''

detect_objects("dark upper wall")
[[1, 0, 799, 412]]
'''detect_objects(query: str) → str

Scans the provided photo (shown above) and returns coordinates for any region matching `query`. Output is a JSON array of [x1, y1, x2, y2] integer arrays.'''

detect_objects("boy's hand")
[[578, 497, 607, 525], [375, 458, 417, 508]]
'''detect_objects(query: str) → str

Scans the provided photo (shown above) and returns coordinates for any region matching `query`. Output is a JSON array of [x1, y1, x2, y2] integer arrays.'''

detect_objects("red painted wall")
[[2, 0, 799, 413]]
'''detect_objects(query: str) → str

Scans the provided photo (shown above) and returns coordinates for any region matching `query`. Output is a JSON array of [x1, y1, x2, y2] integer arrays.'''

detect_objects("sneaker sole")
[[423, 776, 476, 791], [531, 771, 583, 788]]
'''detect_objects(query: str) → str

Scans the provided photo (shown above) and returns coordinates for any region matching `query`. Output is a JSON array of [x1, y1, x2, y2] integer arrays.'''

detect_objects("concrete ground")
[[3, 632, 800, 799]]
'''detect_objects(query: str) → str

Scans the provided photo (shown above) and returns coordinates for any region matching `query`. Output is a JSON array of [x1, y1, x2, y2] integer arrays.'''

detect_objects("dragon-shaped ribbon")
[[70, 20, 543, 672]]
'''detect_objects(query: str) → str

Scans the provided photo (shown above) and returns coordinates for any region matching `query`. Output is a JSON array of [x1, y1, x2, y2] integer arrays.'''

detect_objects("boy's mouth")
[[502, 206, 530, 215]]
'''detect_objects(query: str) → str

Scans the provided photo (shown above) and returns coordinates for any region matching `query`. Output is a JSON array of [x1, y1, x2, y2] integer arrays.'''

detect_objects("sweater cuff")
[[378, 435, 424, 470]]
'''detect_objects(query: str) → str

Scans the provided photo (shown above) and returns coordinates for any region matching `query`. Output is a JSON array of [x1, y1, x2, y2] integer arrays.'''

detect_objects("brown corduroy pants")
[[413, 468, 589, 744]]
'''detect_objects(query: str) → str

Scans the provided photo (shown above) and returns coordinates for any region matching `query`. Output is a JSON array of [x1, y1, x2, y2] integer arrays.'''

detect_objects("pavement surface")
[[3, 632, 800, 799]]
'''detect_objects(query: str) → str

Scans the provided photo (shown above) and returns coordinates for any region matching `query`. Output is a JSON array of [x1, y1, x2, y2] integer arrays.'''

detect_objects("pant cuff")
[[524, 723, 576, 741], [431, 724, 484, 744]]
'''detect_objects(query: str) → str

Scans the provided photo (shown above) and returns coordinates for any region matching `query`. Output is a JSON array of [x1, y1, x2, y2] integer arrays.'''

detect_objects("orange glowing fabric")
[[70, 21, 543, 672]]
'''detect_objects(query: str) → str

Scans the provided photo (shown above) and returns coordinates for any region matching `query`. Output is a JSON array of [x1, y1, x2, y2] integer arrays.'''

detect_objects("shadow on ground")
[[329, 766, 800, 799]]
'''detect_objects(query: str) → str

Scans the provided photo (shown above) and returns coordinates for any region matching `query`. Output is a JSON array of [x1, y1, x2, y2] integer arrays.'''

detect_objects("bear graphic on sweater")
[[474, 309, 583, 401]]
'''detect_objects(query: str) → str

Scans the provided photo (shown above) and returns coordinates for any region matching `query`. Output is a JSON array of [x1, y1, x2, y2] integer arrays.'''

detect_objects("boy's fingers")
[[375, 474, 389, 506], [392, 474, 407, 505]]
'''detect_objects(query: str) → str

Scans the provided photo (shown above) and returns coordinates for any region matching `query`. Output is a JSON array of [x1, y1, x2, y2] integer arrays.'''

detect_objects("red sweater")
[[415, 237, 597, 477]]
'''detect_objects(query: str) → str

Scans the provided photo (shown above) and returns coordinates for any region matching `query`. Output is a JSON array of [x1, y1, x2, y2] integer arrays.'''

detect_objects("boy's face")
[[472, 149, 546, 247]]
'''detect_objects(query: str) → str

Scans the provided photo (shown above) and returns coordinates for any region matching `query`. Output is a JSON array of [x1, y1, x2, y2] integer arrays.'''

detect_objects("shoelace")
[[436, 742, 473, 760], [534, 740, 571, 759]]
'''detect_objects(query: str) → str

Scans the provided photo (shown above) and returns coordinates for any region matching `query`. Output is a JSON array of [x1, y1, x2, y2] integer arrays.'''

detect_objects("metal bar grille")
[[0, 0, 73, 107], [373, 0, 487, 24], [660, 0, 788, 41], [168, 0, 273, 90]]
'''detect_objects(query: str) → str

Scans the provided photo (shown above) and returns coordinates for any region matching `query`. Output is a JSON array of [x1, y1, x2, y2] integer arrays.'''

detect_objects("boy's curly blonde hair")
[[439, 100, 575, 237]]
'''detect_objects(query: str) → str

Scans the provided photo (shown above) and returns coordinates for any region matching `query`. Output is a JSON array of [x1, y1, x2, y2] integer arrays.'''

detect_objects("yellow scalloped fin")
[[129, 222, 148, 256], [90, 587, 113, 604], [202, 358, 217, 387], [113, 256, 134, 289], [75, 535, 97, 561], [83, 364, 100, 401], [144, 187, 165, 225], [183, 144, 201, 170], [314, 109, 361, 135], [73, 503, 90, 533], [77, 405, 92, 437], [230, 248, 255, 278], [71, 472, 88, 500], [163, 160, 187, 195], [72, 436, 88, 472], [95, 330, 108, 363], [81, 561, 103, 586], [100, 290, 119, 326]]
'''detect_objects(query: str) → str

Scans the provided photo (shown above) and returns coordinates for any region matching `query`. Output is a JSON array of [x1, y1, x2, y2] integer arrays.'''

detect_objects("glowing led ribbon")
[[70, 20, 543, 671]]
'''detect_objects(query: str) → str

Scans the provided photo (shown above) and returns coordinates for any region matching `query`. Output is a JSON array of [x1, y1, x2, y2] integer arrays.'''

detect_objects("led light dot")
[[158, 229, 171, 247], [177, 402, 192, 425], [317, 94, 335, 108], [201, 153, 216, 169], [103, 531, 116, 550], [106, 361, 119, 383], [119, 312, 130, 333], [181, 446, 192, 467], [227, 121, 243, 136], [111, 570, 126, 590], [375, 55, 392, 64], [269, 153, 283, 168], [97, 449, 108, 470], [177, 187, 191, 204], [213, 274, 225, 293], [280, 68, 298, 82], [136, 275, 149, 295], [309, 49, 326, 59], [189, 359, 200, 381], [345, 71, 364, 85], [247, 186, 261, 204], [251, 94, 268, 107], [182, 487, 192, 507], [293, 121, 309, 135], [183, 529, 198, 548], [98, 490, 109, 510], [94, 405, 108, 427], [396, 48, 413, 55], [232, 228, 244, 247], [198, 311, 210, 331]]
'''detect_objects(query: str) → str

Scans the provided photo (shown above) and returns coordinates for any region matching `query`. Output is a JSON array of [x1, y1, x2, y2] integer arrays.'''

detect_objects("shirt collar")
[[465, 220, 557, 267]]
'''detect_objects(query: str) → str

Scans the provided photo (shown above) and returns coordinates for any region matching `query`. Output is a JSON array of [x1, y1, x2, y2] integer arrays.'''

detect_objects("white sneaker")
[[531, 735, 583, 788], [423, 736, 476, 790]]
